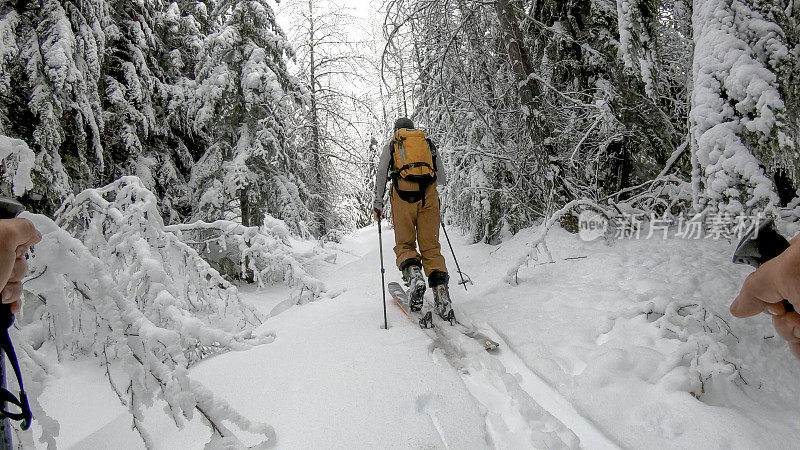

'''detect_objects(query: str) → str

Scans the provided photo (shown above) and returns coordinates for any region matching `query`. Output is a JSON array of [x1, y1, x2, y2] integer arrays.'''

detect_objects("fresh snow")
[[458, 226, 800, 448], [31, 223, 800, 448]]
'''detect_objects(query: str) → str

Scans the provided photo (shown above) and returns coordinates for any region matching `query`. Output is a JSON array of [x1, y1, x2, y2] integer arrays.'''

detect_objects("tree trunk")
[[307, 0, 326, 236], [495, 0, 540, 104], [495, 0, 550, 172], [240, 189, 251, 227]]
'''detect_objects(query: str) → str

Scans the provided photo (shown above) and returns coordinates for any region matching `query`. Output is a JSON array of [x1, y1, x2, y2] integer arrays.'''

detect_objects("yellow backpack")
[[392, 128, 435, 181], [391, 128, 437, 204]]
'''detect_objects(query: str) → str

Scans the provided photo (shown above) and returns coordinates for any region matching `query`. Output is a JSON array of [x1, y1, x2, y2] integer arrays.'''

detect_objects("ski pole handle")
[[747, 225, 791, 264], [0, 198, 24, 219], [0, 196, 33, 433], [732, 220, 794, 313]]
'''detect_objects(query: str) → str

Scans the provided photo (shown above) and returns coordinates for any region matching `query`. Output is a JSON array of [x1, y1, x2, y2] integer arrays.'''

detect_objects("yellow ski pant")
[[390, 179, 447, 277]]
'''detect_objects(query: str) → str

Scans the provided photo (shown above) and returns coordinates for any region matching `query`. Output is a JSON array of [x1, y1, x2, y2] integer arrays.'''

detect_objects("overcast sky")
[[274, 0, 381, 34], [272, 0, 391, 152]]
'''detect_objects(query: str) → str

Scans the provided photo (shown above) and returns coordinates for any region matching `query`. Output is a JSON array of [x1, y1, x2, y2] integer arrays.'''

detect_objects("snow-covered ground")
[[35, 223, 800, 449], [455, 227, 800, 449]]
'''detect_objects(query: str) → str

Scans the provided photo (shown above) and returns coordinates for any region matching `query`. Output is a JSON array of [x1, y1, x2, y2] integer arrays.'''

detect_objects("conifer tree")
[[192, 0, 312, 231]]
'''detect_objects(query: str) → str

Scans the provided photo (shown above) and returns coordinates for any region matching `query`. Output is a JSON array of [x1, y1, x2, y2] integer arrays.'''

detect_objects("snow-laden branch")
[[55, 177, 265, 337], [505, 199, 609, 284], [166, 218, 326, 303], [690, 0, 787, 215], [601, 297, 748, 399], [18, 176, 277, 447], [505, 175, 693, 284]]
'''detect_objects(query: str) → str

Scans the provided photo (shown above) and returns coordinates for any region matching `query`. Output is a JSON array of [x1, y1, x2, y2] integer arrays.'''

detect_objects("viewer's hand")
[[730, 234, 800, 358], [373, 205, 383, 221], [0, 218, 41, 315]]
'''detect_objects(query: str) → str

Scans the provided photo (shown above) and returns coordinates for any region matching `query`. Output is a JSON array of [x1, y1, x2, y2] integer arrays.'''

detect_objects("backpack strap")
[[393, 178, 432, 206], [396, 162, 434, 173], [427, 139, 437, 176], [392, 132, 408, 173]]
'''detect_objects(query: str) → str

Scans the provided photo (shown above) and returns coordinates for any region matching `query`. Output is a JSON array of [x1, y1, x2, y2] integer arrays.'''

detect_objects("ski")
[[387, 282, 499, 351]]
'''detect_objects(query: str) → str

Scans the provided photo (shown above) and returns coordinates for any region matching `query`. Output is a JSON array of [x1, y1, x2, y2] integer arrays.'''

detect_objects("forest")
[[0, 0, 799, 448], [2, 0, 799, 239]]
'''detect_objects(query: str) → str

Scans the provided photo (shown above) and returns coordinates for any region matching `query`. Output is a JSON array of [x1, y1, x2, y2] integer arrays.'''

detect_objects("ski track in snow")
[[392, 299, 583, 449], [415, 299, 617, 449], [486, 329, 619, 449]]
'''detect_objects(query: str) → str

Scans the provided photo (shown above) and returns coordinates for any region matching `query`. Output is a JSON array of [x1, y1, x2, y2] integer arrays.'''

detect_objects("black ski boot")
[[430, 271, 455, 324], [400, 259, 425, 312]]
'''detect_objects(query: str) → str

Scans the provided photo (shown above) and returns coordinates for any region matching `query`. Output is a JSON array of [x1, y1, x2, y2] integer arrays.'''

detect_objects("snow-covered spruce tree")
[[689, 0, 797, 215], [102, 0, 211, 224], [2, 1, 327, 230], [19, 176, 274, 447], [616, 0, 659, 99], [191, 0, 314, 235], [0, 0, 209, 222], [0, 0, 109, 211]]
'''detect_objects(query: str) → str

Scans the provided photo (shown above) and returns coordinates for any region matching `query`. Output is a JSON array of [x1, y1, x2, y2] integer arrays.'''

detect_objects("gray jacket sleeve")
[[374, 141, 392, 208]]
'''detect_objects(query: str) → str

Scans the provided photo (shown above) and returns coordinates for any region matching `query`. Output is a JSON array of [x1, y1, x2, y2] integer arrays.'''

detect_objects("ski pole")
[[0, 196, 31, 450], [441, 221, 469, 292], [378, 217, 388, 329]]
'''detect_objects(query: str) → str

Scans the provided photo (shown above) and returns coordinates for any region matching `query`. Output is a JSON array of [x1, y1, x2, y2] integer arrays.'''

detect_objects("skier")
[[372, 118, 454, 322]]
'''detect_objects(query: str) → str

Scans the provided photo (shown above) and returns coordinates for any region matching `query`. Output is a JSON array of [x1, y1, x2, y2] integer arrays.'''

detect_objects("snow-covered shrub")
[[0, 135, 34, 195], [601, 297, 745, 399], [188, 0, 319, 235], [54, 176, 265, 339], [19, 176, 275, 447], [166, 217, 326, 303]]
